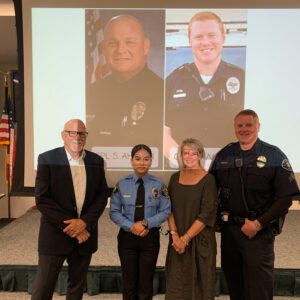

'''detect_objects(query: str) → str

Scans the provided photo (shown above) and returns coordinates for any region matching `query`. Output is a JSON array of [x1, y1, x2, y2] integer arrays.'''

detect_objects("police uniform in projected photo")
[[86, 14, 164, 152], [165, 11, 245, 158]]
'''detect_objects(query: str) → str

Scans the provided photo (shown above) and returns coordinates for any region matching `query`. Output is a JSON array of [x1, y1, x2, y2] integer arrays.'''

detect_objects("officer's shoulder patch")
[[160, 184, 169, 198], [226, 76, 240, 94], [282, 159, 293, 172]]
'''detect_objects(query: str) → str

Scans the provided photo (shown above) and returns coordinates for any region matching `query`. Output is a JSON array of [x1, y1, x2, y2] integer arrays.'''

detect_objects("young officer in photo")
[[165, 11, 245, 157]]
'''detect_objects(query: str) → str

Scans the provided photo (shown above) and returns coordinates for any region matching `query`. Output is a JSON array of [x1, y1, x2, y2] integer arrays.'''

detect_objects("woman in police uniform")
[[109, 144, 171, 300]]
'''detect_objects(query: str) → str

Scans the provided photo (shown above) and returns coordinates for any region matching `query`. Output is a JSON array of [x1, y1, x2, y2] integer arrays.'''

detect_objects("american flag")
[[0, 82, 16, 187], [86, 9, 111, 84]]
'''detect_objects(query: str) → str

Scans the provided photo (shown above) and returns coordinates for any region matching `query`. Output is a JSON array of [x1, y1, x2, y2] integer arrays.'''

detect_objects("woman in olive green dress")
[[165, 138, 218, 300]]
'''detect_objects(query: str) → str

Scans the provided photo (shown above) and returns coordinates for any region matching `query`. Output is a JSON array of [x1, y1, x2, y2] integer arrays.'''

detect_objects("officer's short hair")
[[104, 15, 146, 38], [178, 138, 205, 169], [188, 11, 225, 38], [131, 144, 152, 158], [234, 109, 259, 122]]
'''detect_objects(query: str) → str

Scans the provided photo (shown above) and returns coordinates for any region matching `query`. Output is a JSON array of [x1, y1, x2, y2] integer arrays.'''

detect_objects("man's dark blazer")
[[35, 147, 108, 256]]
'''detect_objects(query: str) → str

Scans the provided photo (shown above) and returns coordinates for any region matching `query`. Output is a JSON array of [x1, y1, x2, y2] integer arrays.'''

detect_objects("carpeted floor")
[[0, 218, 15, 230], [0, 208, 299, 268], [0, 208, 299, 297]]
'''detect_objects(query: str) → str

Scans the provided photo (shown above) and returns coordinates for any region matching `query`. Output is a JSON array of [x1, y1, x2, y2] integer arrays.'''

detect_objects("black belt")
[[228, 216, 245, 227]]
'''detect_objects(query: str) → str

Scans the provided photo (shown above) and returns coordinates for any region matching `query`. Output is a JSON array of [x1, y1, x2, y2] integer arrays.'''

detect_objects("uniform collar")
[[111, 65, 150, 86], [191, 60, 227, 85], [238, 138, 261, 155], [133, 172, 150, 184]]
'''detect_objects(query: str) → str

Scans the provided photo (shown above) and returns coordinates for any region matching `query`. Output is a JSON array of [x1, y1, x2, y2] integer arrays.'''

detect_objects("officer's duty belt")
[[228, 216, 245, 227]]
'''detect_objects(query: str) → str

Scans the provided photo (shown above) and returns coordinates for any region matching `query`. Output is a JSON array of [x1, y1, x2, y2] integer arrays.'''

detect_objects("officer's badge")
[[160, 184, 169, 198], [131, 101, 146, 125], [256, 155, 267, 168], [226, 77, 240, 94], [112, 183, 119, 194], [282, 159, 293, 171], [152, 187, 159, 198], [199, 87, 215, 101]]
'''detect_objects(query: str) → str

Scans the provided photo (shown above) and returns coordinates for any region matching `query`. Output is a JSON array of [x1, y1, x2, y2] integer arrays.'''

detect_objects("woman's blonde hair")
[[177, 137, 205, 169]]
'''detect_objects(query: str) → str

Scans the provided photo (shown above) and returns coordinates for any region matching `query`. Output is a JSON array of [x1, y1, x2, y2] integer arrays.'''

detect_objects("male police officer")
[[86, 14, 164, 156], [165, 11, 245, 157], [210, 109, 299, 300]]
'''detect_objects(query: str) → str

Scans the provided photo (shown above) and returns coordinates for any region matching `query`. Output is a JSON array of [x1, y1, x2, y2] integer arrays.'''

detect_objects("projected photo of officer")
[[165, 10, 246, 169], [86, 10, 165, 169]]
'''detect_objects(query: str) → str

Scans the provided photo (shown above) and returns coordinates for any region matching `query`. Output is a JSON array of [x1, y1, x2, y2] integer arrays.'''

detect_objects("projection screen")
[[20, 0, 300, 188]]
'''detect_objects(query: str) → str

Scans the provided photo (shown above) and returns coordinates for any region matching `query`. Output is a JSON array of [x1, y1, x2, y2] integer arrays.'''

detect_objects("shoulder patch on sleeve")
[[160, 184, 169, 198], [282, 159, 293, 172]]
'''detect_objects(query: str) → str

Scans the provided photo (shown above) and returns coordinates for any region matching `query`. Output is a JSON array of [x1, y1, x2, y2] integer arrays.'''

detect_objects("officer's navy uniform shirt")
[[166, 61, 245, 148], [210, 139, 299, 224], [86, 66, 164, 149], [110, 172, 171, 231]]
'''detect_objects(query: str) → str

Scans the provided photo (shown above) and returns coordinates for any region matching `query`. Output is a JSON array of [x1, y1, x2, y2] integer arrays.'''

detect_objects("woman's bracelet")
[[181, 234, 189, 246], [167, 229, 178, 236], [185, 232, 192, 241]]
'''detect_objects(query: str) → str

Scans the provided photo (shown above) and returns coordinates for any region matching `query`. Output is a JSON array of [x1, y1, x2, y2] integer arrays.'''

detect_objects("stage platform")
[[0, 208, 299, 296]]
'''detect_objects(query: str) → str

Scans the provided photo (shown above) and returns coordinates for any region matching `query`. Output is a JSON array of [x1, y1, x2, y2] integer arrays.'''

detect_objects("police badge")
[[131, 101, 146, 125], [256, 155, 267, 168], [199, 86, 215, 101], [152, 187, 159, 198]]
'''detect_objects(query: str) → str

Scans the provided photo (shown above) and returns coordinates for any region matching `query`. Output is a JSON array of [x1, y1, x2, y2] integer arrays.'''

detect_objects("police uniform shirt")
[[109, 172, 171, 232], [165, 61, 245, 148], [210, 139, 299, 223], [86, 66, 164, 149]]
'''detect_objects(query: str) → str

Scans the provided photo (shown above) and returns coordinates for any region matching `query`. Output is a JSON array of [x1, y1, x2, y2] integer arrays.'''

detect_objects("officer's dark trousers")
[[31, 248, 91, 300], [221, 224, 275, 300], [118, 228, 160, 300]]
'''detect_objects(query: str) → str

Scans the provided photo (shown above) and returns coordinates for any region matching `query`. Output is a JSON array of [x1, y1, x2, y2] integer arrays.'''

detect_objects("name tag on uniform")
[[123, 194, 131, 198], [173, 92, 186, 98]]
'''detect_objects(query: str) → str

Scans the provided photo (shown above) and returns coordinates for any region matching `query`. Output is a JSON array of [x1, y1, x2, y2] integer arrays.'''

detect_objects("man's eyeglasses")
[[64, 131, 88, 138]]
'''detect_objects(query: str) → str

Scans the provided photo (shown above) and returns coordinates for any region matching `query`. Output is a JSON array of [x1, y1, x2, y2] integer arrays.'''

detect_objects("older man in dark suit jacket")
[[31, 119, 108, 300]]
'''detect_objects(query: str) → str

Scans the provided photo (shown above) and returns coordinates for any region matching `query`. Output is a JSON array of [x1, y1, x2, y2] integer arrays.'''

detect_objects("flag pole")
[[3, 73, 11, 219], [7, 141, 11, 219], [5, 74, 11, 219]]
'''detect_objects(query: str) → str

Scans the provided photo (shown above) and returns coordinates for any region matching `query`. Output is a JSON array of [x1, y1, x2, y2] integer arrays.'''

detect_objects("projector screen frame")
[[11, 0, 300, 195]]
